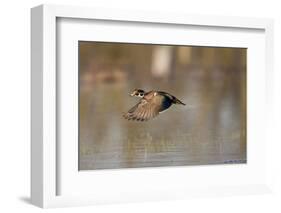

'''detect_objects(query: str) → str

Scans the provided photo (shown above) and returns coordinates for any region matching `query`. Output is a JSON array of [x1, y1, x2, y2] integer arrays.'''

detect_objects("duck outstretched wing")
[[123, 98, 160, 121]]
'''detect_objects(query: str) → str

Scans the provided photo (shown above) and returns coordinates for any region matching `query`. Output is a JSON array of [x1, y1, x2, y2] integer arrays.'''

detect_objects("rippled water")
[[79, 70, 246, 170]]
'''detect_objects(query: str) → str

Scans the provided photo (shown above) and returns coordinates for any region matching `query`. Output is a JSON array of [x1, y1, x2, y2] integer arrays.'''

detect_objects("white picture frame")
[[31, 4, 274, 208]]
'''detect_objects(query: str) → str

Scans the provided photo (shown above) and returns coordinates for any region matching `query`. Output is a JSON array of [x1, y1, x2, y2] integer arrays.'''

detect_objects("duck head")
[[130, 89, 145, 98]]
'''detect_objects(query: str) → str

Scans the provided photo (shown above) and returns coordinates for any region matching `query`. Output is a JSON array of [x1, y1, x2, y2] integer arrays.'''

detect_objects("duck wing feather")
[[123, 97, 162, 121]]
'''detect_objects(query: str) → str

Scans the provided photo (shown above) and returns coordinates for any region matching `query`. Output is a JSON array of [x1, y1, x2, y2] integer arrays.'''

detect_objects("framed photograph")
[[31, 4, 274, 208]]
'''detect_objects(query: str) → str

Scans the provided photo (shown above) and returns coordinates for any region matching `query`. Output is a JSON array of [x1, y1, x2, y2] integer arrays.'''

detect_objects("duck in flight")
[[123, 89, 185, 121]]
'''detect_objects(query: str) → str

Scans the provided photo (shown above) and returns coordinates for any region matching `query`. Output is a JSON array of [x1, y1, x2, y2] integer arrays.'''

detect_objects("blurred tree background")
[[79, 41, 246, 170]]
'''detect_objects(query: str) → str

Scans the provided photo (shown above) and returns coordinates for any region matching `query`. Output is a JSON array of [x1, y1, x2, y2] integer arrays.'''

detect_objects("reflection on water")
[[79, 69, 246, 170]]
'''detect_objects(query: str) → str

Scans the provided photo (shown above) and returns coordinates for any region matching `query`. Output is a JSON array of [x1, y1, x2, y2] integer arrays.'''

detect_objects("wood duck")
[[123, 89, 185, 121]]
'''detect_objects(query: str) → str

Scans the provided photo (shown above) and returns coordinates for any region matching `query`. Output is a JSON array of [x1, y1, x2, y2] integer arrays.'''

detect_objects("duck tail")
[[173, 97, 186, 105]]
